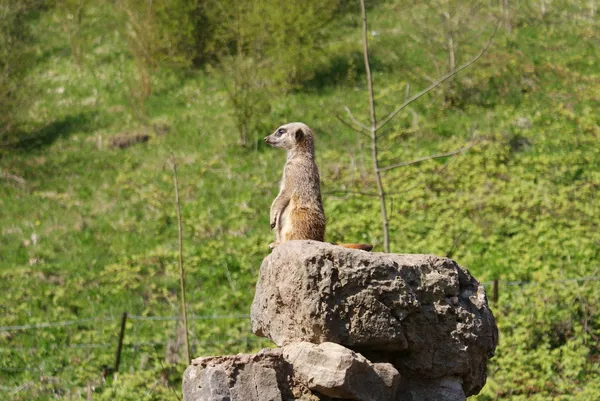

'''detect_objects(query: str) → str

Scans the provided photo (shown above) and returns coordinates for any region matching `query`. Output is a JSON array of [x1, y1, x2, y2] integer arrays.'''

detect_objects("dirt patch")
[[152, 122, 171, 136], [109, 131, 150, 149]]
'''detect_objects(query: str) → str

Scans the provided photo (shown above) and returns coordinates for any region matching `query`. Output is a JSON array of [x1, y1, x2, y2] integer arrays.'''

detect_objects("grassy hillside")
[[1, 1, 599, 400]]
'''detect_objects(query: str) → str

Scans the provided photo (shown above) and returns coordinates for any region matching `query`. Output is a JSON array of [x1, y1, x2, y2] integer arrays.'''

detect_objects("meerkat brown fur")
[[264, 122, 372, 251]]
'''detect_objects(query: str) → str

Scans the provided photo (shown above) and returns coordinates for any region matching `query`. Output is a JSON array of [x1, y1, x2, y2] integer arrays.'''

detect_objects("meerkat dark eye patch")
[[276, 128, 286, 136], [295, 128, 304, 141]]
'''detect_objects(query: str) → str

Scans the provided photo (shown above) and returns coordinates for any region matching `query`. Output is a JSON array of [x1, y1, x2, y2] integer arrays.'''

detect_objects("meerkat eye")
[[276, 128, 285, 136]]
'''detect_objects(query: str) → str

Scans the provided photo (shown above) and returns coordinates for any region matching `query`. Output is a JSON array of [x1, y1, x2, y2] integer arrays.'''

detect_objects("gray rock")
[[251, 241, 497, 396], [397, 377, 466, 401], [182, 349, 291, 401], [182, 343, 399, 401], [282, 342, 400, 401]]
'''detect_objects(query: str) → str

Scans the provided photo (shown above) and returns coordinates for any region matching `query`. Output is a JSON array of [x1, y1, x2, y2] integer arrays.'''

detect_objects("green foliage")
[[204, 0, 341, 146], [114, 0, 200, 116], [0, 0, 41, 142], [95, 369, 179, 401], [399, 0, 496, 104], [0, 1, 599, 400], [205, 0, 339, 86], [215, 53, 273, 147], [475, 274, 600, 400], [117, 0, 199, 68], [55, 0, 87, 66]]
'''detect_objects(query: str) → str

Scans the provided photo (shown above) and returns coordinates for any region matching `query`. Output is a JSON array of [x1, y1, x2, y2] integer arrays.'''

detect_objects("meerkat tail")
[[334, 243, 374, 252]]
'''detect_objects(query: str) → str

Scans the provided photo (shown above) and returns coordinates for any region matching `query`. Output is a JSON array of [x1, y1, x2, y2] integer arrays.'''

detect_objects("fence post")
[[170, 154, 191, 365], [493, 279, 499, 304], [114, 312, 128, 373]]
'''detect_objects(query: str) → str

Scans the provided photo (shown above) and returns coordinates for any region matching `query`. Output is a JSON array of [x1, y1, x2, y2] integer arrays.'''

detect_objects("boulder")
[[182, 349, 292, 401], [182, 342, 400, 401], [397, 377, 467, 401], [250, 241, 497, 396], [283, 342, 400, 401]]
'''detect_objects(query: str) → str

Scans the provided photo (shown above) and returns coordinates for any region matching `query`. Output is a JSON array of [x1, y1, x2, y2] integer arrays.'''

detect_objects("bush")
[[0, 0, 42, 143], [56, 0, 87, 66], [475, 273, 600, 400], [203, 0, 340, 147], [116, 0, 200, 116]]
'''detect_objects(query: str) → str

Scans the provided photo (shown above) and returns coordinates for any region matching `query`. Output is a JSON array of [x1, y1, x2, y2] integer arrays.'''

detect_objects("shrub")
[[203, 0, 340, 147], [0, 0, 42, 144], [116, 0, 200, 116]]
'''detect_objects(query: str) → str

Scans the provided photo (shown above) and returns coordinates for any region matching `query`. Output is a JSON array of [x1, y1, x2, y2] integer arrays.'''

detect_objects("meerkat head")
[[264, 122, 314, 153]]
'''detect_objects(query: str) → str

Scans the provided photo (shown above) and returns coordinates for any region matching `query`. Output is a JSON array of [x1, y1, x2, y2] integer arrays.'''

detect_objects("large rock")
[[182, 349, 292, 401], [182, 342, 400, 401], [251, 241, 497, 396], [283, 342, 400, 401], [397, 377, 467, 401]]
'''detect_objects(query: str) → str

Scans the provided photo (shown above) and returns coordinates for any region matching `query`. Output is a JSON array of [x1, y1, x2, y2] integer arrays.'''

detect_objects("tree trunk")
[[360, 0, 390, 253]]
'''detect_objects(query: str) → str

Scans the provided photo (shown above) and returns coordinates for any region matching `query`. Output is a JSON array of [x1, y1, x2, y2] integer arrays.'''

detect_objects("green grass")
[[1, 1, 599, 400]]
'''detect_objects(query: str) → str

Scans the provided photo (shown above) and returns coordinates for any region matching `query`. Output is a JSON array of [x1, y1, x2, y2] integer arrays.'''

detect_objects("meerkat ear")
[[295, 128, 304, 141]]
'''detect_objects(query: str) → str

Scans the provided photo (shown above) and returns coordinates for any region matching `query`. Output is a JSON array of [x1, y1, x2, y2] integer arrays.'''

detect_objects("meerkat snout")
[[264, 126, 290, 148]]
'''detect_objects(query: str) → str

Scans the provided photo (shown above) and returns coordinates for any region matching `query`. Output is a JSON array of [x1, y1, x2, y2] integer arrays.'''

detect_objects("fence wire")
[[0, 317, 114, 332], [1, 275, 598, 396], [2, 276, 597, 332], [0, 314, 250, 332]]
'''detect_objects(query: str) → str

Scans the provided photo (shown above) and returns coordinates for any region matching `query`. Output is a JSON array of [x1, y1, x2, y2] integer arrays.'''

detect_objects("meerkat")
[[264, 122, 373, 251]]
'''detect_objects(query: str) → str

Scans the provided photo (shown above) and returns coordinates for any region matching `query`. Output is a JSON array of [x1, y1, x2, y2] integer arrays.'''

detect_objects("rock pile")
[[183, 241, 498, 401]]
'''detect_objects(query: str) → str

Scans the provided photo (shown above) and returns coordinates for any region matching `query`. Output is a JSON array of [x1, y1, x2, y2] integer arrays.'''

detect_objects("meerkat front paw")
[[268, 241, 280, 250]]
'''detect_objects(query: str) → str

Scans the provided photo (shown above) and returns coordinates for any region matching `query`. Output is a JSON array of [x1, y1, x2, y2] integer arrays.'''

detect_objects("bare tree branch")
[[336, 115, 370, 138], [336, 106, 370, 137], [360, 0, 390, 253], [326, 151, 455, 198], [394, 153, 456, 194], [324, 189, 380, 198], [378, 137, 479, 173], [376, 22, 499, 132], [343, 106, 370, 132], [168, 154, 191, 366], [327, 148, 461, 198]]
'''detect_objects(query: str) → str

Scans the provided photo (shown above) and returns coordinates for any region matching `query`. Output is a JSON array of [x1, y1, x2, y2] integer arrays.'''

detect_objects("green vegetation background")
[[0, 0, 598, 400]]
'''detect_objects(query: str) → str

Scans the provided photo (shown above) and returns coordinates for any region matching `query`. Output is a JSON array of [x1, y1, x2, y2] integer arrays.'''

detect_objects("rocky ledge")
[[183, 241, 498, 401], [183, 342, 400, 401]]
